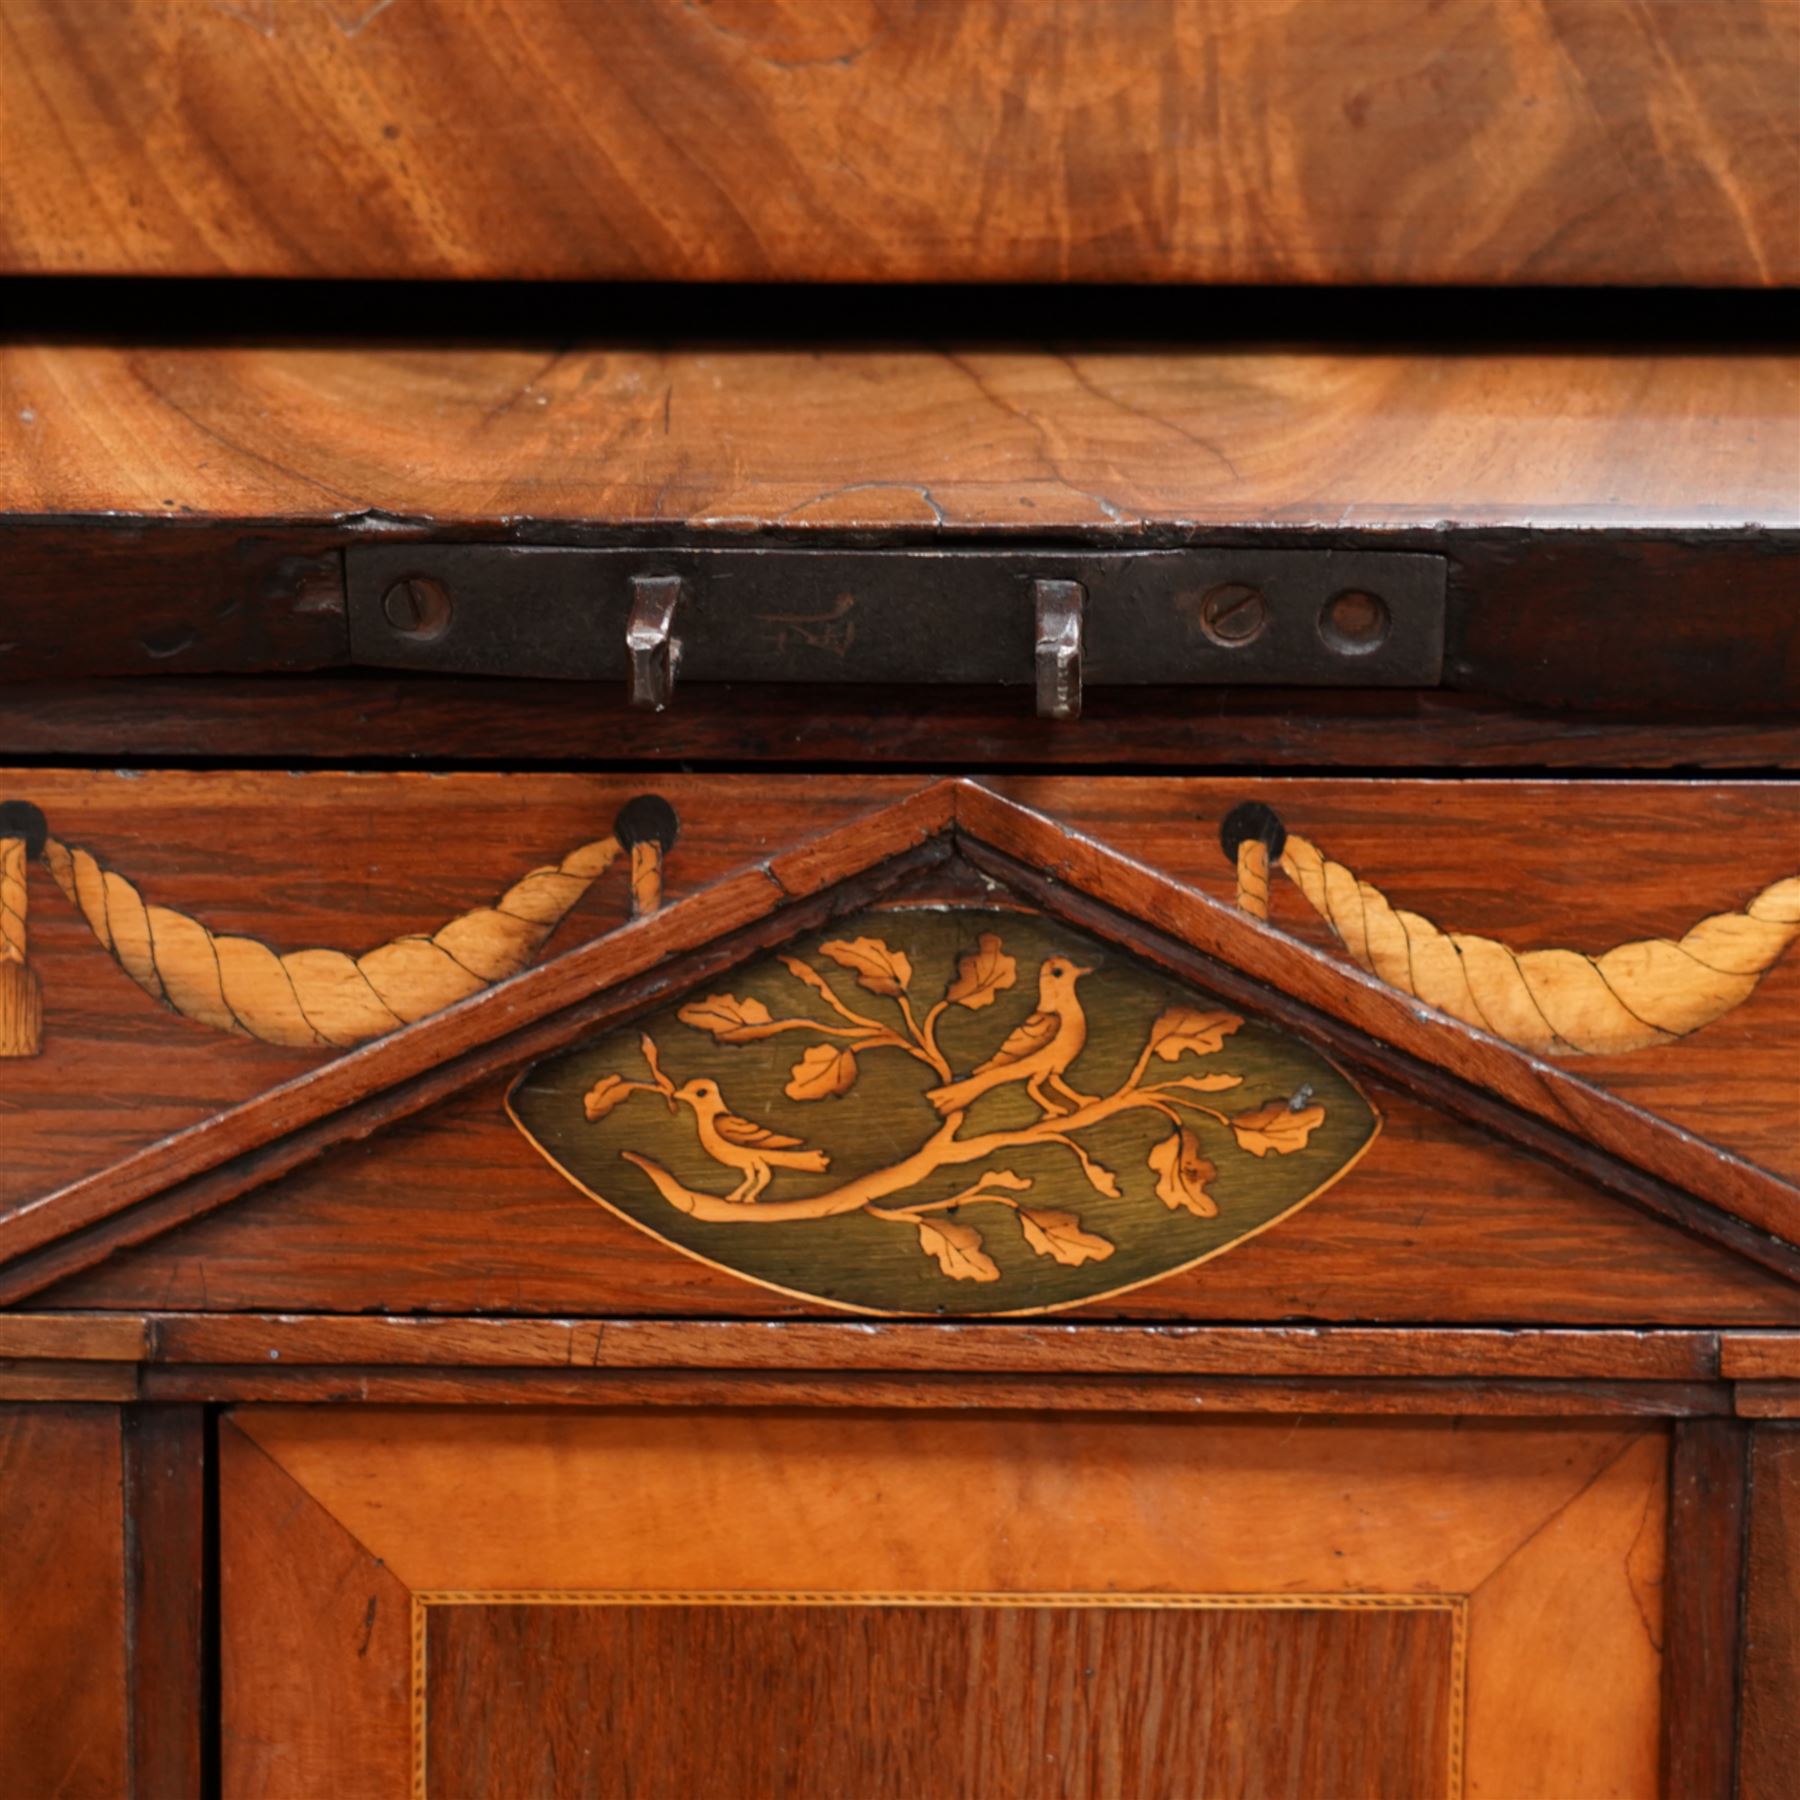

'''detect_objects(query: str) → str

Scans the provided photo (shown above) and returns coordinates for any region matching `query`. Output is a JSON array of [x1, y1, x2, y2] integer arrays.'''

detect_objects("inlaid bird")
[[926, 956, 1096, 1118], [673, 1077, 831, 1203]]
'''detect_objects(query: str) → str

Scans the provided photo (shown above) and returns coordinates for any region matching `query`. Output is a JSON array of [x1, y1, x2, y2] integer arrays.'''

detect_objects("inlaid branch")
[[592, 929, 1332, 1287]]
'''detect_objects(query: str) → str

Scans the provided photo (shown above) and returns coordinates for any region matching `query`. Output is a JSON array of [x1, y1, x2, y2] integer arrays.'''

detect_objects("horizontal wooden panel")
[[0, 0, 1793, 282], [4, 344, 1793, 530]]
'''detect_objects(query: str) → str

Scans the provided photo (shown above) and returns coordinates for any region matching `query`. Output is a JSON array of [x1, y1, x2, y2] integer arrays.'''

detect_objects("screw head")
[[1196, 582, 1268, 647], [381, 576, 453, 641], [1318, 589, 1390, 656]]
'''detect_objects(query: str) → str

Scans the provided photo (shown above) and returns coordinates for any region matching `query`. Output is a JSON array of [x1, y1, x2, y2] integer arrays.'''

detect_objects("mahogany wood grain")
[[4, 345, 1794, 530], [426, 1599, 1455, 1799], [0, 1312, 147, 1359], [1740, 1426, 1800, 1799], [123, 1406, 205, 1800], [227, 1407, 1666, 1795], [0, 1404, 129, 1799], [3, 345, 1794, 712], [2, 1, 1795, 283], [1662, 1419, 1749, 1800], [9, 680, 1800, 772]]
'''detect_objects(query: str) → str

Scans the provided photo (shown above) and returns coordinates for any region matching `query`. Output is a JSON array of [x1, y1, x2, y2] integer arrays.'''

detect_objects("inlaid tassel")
[[0, 801, 46, 1057], [1220, 801, 1286, 923], [615, 794, 680, 918]]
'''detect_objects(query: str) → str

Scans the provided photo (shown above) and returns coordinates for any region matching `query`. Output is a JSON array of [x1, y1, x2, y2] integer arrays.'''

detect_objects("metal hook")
[[1033, 579, 1085, 721], [626, 574, 684, 710]]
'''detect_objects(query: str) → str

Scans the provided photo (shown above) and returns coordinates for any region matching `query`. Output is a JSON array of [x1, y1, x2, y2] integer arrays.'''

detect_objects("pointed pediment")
[[2, 779, 1794, 1308]]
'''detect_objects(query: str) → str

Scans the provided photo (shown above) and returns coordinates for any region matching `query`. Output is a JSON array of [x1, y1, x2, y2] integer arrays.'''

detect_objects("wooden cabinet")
[[0, 47, 1793, 1771]]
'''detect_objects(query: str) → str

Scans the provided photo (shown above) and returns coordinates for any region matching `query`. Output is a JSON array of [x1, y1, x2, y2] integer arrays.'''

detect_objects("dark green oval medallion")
[[507, 907, 1378, 1315]]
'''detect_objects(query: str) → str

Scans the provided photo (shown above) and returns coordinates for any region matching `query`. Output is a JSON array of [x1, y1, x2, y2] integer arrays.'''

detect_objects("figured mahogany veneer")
[[1, 0, 1794, 282], [6, 344, 1794, 530]]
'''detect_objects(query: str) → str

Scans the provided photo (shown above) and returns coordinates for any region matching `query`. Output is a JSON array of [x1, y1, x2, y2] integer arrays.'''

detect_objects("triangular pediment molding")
[[2, 778, 1794, 1303]]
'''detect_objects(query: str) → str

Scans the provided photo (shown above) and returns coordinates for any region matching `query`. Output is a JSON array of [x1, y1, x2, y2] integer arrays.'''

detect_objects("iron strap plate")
[[346, 546, 1447, 687]]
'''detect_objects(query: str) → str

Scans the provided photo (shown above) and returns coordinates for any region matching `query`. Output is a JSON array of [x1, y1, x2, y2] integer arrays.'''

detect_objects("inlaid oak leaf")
[[1148, 1127, 1219, 1217], [1018, 1207, 1115, 1266], [677, 993, 781, 1042], [1149, 1006, 1243, 1061], [944, 933, 1017, 1010], [785, 1042, 859, 1101], [917, 1217, 1000, 1283], [1230, 1101, 1326, 1158], [581, 1073, 635, 1122], [819, 936, 912, 996]]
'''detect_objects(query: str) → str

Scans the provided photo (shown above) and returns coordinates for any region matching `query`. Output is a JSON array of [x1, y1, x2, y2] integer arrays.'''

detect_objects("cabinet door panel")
[[222, 1407, 1664, 1798]]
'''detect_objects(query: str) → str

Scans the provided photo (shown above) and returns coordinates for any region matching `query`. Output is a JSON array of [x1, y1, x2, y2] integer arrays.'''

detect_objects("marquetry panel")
[[17, 771, 1796, 1325], [222, 1408, 1665, 1798]]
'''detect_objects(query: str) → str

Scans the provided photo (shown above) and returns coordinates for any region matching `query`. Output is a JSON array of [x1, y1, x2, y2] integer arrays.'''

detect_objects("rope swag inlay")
[[0, 795, 678, 1058], [1221, 802, 1800, 1057]]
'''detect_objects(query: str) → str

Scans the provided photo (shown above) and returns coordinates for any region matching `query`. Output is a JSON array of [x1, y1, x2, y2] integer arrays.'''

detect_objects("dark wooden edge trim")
[[136, 1367, 1727, 1415], [8, 680, 1799, 771], [0, 1316, 1729, 1380], [1663, 1418, 1750, 1800], [953, 785, 1800, 1267], [122, 1405, 206, 1800], [1737, 1382, 1800, 1419], [0, 1359, 138, 1400]]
